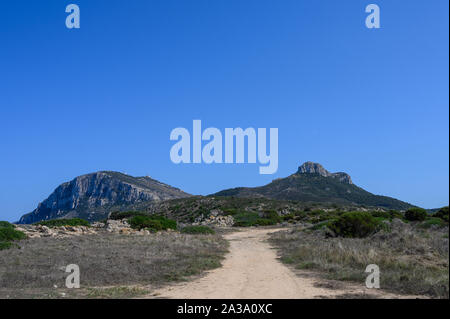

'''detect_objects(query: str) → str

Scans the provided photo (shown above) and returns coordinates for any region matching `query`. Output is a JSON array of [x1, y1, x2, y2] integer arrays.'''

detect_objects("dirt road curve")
[[148, 228, 421, 299]]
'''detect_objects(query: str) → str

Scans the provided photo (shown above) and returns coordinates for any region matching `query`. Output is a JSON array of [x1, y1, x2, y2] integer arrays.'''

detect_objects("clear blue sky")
[[0, 0, 448, 222]]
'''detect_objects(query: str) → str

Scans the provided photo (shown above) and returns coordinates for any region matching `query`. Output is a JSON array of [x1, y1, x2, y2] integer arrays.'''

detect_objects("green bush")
[[0, 221, 14, 228], [262, 210, 281, 222], [0, 221, 26, 250], [310, 220, 334, 230], [309, 209, 325, 216], [404, 208, 428, 221], [110, 211, 148, 220], [0, 241, 13, 250], [233, 211, 280, 227], [145, 220, 164, 232], [433, 206, 449, 223], [254, 218, 278, 226], [388, 210, 403, 219], [0, 227, 27, 241], [420, 217, 447, 229], [36, 218, 90, 227], [152, 215, 177, 230], [223, 208, 239, 215], [282, 213, 294, 221], [328, 211, 380, 238], [294, 211, 307, 219], [128, 215, 177, 231], [233, 212, 259, 227], [181, 225, 215, 235], [370, 210, 391, 220]]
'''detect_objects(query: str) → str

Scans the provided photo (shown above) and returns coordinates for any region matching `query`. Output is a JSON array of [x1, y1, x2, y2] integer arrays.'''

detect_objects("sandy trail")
[[147, 228, 421, 299]]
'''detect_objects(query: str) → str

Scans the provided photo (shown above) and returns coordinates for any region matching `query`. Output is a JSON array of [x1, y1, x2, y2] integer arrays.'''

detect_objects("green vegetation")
[[36, 218, 90, 227], [128, 215, 177, 232], [370, 210, 391, 220], [0, 221, 26, 250], [151, 196, 415, 229], [0, 221, 14, 228], [404, 208, 428, 221], [433, 206, 449, 223], [181, 225, 215, 235], [0, 227, 27, 241], [328, 211, 380, 238], [230, 210, 281, 227], [109, 211, 148, 220], [388, 209, 403, 219], [420, 217, 447, 229], [150, 196, 343, 225], [0, 241, 12, 250]]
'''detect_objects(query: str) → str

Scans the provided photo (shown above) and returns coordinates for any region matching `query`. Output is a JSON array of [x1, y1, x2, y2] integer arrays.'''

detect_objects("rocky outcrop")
[[297, 162, 353, 184], [14, 224, 98, 239], [192, 209, 235, 227], [18, 171, 191, 224], [14, 219, 153, 238]]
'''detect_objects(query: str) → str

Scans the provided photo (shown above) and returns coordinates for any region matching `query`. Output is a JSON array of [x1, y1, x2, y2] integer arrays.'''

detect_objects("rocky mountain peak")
[[18, 171, 190, 224], [297, 162, 353, 184], [297, 162, 331, 176]]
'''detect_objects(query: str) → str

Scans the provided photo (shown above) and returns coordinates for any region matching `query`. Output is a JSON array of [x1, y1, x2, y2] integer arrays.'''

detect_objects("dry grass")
[[269, 220, 449, 298], [0, 232, 228, 298]]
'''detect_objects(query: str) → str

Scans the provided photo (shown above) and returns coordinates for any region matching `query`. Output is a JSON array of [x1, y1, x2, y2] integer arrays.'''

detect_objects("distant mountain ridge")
[[214, 162, 413, 210], [18, 171, 190, 224], [18, 162, 415, 224]]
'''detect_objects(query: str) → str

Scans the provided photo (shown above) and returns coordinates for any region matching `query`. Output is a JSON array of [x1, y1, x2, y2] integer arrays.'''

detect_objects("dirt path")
[[147, 228, 421, 299]]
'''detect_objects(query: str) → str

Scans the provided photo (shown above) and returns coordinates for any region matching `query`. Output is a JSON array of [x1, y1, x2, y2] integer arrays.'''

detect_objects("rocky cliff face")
[[297, 162, 353, 184], [18, 171, 190, 224]]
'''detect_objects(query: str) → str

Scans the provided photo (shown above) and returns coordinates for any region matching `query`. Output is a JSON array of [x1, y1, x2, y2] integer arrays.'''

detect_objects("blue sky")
[[0, 0, 448, 221]]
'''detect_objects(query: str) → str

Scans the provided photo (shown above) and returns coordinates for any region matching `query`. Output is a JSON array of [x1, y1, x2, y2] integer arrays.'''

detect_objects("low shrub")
[[433, 206, 449, 223], [309, 209, 325, 216], [0, 221, 14, 228], [328, 211, 380, 238], [388, 210, 403, 219], [0, 221, 26, 250], [233, 211, 280, 227], [262, 210, 281, 222], [0, 241, 13, 250], [109, 211, 148, 220], [404, 208, 428, 222], [282, 213, 296, 221], [233, 212, 259, 227], [152, 215, 177, 230], [420, 217, 447, 229], [310, 220, 334, 230], [254, 218, 278, 226], [223, 208, 239, 215], [0, 227, 27, 241], [36, 218, 90, 227], [128, 215, 177, 231], [181, 225, 215, 235], [294, 211, 307, 219], [370, 210, 391, 220]]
